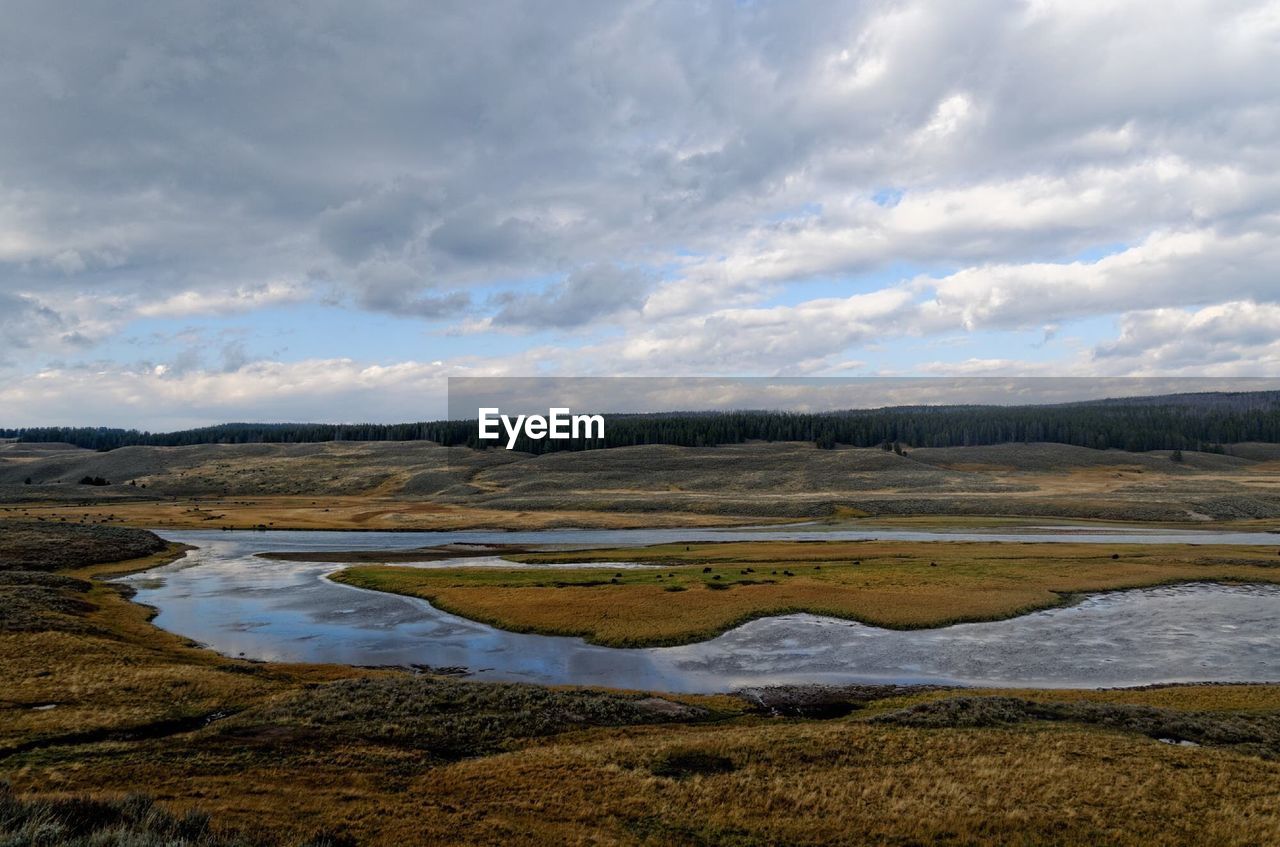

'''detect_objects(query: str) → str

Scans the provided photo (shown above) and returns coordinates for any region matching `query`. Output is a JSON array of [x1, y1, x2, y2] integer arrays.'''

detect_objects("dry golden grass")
[[398, 721, 1280, 846], [8, 531, 1280, 845], [850, 683, 1280, 720], [1, 544, 391, 751], [334, 539, 1280, 646], [15, 718, 1280, 846], [1, 496, 760, 531]]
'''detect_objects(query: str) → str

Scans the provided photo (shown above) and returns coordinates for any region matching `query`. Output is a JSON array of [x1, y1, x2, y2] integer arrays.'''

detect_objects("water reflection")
[[115, 529, 1280, 693]]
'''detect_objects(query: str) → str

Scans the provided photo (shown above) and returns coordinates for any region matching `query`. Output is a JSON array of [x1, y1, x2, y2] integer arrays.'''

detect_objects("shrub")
[[303, 828, 359, 847], [0, 782, 247, 846], [220, 677, 708, 762], [650, 749, 736, 778], [0, 522, 166, 571], [873, 696, 1280, 756]]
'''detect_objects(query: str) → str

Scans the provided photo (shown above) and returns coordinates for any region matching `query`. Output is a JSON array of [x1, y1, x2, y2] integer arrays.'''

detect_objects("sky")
[[2, 0, 1280, 428]]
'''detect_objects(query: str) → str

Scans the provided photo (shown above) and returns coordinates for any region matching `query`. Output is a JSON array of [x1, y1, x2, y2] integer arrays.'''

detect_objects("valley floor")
[[4, 521, 1280, 844]]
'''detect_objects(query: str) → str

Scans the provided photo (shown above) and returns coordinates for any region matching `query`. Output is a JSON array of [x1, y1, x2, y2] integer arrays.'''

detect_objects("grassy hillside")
[[5, 439, 1280, 524]]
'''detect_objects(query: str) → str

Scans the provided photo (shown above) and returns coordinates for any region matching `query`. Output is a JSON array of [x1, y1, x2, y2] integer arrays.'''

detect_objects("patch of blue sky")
[[871, 187, 904, 208], [472, 271, 563, 293], [98, 302, 536, 368], [754, 239, 1132, 311], [755, 260, 950, 307], [762, 202, 823, 223], [1039, 313, 1119, 350], [1067, 241, 1129, 263]]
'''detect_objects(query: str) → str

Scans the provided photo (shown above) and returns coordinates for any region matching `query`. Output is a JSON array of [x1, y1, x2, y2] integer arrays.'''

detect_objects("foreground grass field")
[[15, 704, 1280, 846], [7, 522, 1280, 845], [332, 539, 1280, 646]]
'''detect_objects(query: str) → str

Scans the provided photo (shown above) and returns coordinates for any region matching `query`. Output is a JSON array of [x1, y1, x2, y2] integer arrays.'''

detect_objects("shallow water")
[[116, 527, 1280, 693]]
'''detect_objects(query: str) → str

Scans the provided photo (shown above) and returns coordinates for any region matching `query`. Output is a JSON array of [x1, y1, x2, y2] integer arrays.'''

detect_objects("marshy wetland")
[[6, 520, 1280, 845], [120, 528, 1280, 690]]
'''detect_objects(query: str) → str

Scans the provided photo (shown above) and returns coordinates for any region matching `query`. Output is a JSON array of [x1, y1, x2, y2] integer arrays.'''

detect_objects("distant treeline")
[[1, 422, 467, 451], [6, 391, 1280, 453]]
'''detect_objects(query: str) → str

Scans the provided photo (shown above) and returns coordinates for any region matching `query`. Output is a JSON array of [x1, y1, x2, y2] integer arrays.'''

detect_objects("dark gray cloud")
[[428, 210, 544, 266], [9, 0, 1270, 317], [0, 292, 65, 356], [491, 265, 652, 329], [318, 183, 438, 264], [359, 283, 471, 320]]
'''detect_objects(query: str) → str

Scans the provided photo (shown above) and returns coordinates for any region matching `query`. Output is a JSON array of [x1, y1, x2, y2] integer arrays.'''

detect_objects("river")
[[114, 527, 1280, 693]]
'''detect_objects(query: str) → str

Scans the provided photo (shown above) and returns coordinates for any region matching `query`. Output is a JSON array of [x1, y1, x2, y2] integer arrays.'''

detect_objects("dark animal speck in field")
[[650, 750, 736, 779], [702, 567, 712, 573], [930, 562, 937, 567], [712, 574, 721, 580], [1112, 553, 1120, 559]]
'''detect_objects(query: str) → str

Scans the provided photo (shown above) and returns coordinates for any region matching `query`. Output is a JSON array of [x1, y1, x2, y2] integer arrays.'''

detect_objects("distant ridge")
[[1070, 390, 1280, 411], [5, 390, 1280, 454]]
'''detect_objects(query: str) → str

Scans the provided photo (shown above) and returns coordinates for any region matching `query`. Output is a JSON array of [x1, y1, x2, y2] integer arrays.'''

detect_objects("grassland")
[[332, 539, 1280, 646], [7, 439, 1280, 524], [7, 522, 1280, 844], [13, 687, 1280, 845]]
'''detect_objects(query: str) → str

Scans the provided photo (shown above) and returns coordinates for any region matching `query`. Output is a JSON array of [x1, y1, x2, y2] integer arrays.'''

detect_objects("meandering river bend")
[[116, 527, 1280, 693]]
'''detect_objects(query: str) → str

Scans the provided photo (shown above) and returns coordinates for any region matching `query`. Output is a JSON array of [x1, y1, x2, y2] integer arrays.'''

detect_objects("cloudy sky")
[[2, 0, 1279, 427]]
